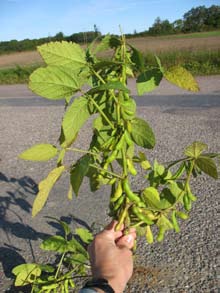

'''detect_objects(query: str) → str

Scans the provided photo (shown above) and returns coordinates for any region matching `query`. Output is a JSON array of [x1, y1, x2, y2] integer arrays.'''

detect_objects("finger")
[[100, 221, 123, 241], [105, 220, 124, 238], [105, 220, 124, 232], [124, 227, 137, 238], [116, 233, 135, 250]]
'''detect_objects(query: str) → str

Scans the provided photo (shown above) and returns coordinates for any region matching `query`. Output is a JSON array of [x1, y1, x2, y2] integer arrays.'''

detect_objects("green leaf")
[[45, 216, 71, 236], [94, 34, 111, 53], [32, 166, 65, 217], [159, 188, 176, 209], [88, 81, 130, 94], [155, 55, 164, 73], [120, 98, 136, 120], [184, 141, 208, 158], [65, 253, 88, 265], [129, 45, 145, 72], [142, 187, 161, 209], [38, 41, 86, 69], [38, 264, 55, 273], [93, 60, 119, 71], [136, 69, 163, 95], [70, 155, 91, 196], [62, 96, 90, 145], [130, 118, 155, 149], [170, 162, 185, 179], [75, 228, 93, 244], [153, 160, 165, 176], [29, 66, 82, 100], [13, 264, 41, 286], [40, 235, 68, 253], [138, 152, 151, 169], [157, 215, 174, 230], [195, 156, 218, 179], [19, 144, 58, 161], [169, 182, 184, 198], [164, 66, 199, 92], [68, 238, 88, 256]]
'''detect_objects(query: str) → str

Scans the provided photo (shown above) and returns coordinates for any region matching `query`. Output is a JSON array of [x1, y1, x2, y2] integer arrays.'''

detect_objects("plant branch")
[[55, 253, 65, 279], [91, 68, 106, 84], [66, 147, 98, 157], [89, 163, 123, 179], [122, 145, 128, 177], [88, 96, 114, 129]]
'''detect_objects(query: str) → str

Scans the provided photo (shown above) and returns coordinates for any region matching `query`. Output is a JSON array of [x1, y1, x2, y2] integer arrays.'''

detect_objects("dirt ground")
[[0, 50, 43, 68], [0, 35, 219, 69]]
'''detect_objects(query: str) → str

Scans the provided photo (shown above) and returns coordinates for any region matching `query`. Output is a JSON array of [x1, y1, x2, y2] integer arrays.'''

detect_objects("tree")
[[205, 5, 220, 29], [183, 6, 207, 32], [94, 24, 101, 37], [172, 19, 184, 33], [54, 32, 64, 41], [148, 17, 174, 35]]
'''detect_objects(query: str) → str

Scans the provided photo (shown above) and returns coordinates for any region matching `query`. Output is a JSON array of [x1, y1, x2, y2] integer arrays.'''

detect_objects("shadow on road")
[[0, 172, 50, 286]]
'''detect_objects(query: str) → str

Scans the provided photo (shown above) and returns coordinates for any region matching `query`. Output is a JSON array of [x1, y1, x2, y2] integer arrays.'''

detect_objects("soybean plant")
[[19, 34, 219, 242]]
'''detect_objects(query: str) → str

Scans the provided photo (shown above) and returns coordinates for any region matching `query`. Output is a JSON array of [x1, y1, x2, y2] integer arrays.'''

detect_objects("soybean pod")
[[157, 226, 166, 242], [112, 194, 124, 212], [110, 180, 123, 203], [115, 206, 128, 231], [115, 134, 125, 151], [127, 158, 137, 176], [146, 225, 154, 244], [183, 193, 192, 211], [124, 130, 133, 146], [176, 211, 189, 220], [106, 149, 118, 164], [132, 206, 153, 225], [171, 210, 180, 233], [123, 179, 142, 205]]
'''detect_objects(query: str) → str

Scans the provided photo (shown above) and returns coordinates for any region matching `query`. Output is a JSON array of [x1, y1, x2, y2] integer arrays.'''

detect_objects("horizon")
[[1, 0, 219, 42]]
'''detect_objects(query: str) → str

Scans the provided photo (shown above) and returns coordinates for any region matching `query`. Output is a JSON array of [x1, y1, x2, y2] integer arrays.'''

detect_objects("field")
[[0, 32, 219, 84]]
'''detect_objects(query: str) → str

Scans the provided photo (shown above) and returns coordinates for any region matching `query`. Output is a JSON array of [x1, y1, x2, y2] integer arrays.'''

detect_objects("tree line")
[[0, 5, 219, 55], [146, 5, 220, 36]]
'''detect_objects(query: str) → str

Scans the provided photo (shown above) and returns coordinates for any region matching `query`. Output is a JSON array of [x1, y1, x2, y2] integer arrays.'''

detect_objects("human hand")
[[88, 221, 136, 293]]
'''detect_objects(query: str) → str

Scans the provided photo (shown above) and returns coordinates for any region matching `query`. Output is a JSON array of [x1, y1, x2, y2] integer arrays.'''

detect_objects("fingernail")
[[126, 234, 133, 243]]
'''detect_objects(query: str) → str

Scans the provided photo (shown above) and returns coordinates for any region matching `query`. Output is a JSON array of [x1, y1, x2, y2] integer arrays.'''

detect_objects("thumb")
[[116, 233, 135, 250]]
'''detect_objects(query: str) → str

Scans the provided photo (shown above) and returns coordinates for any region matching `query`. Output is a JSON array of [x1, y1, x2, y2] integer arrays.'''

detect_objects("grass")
[[0, 64, 39, 85], [0, 49, 220, 85], [158, 30, 220, 39], [144, 50, 220, 75]]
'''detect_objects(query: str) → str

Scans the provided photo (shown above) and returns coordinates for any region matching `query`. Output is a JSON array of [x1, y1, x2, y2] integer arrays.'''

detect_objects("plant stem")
[[131, 221, 144, 228], [170, 160, 195, 209], [91, 68, 106, 84], [88, 96, 114, 129], [89, 163, 123, 179], [122, 146, 128, 177], [55, 253, 65, 279], [66, 147, 98, 157]]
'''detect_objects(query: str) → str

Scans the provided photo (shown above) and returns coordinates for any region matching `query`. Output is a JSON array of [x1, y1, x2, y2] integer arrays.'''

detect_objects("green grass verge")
[[0, 50, 219, 85], [0, 64, 39, 85], [151, 30, 220, 40], [145, 50, 220, 75]]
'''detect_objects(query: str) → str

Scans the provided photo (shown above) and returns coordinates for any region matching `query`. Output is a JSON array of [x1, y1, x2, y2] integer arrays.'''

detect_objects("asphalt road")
[[0, 76, 220, 292], [0, 76, 220, 108]]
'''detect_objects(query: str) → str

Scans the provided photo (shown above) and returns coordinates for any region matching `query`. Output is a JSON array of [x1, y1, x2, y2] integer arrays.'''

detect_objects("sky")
[[0, 0, 219, 42]]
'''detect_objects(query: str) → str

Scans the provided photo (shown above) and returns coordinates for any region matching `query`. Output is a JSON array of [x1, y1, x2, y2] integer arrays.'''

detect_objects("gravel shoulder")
[[0, 77, 220, 292]]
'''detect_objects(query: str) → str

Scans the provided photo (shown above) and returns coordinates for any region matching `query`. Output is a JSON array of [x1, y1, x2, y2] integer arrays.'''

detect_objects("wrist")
[[83, 278, 118, 293], [94, 276, 125, 293]]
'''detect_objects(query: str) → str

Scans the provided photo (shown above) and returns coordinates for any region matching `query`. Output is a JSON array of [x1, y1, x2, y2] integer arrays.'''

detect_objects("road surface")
[[0, 76, 219, 292]]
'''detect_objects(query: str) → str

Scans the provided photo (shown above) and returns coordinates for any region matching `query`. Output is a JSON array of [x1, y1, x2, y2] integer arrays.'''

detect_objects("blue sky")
[[0, 0, 219, 41]]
